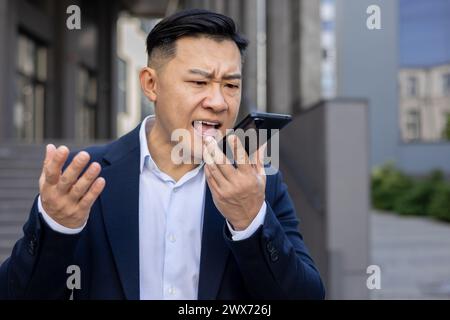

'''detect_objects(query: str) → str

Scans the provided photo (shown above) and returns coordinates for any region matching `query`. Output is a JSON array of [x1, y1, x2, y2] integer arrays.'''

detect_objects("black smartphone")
[[220, 112, 292, 158]]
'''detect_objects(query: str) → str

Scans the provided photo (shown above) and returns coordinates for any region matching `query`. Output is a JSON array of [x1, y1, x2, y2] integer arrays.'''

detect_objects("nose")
[[202, 83, 228, 113]]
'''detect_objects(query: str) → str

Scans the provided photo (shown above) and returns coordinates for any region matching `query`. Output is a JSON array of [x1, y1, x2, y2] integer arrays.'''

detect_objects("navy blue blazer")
[[0, 125, 325, 300]]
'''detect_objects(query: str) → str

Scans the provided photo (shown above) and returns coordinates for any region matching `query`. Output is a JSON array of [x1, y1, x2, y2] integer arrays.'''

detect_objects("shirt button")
[[270, 252, 279, 262], [27, 235, 37, 256], [168, 234, 176, 243], [266, 241, 275, 253]]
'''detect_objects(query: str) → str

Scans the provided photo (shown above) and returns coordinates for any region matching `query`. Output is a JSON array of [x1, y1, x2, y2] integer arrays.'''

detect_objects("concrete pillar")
[[266, 0, 291, 114], [299, 0, 321, 109], [0, 0, 9, 141], [184, 0, 204, 9], [210, 0, 225, 14], [326, 99, 370, 299], [0, 0, 16, 141], [241, 0, 258, 116], [225, 0, 243, 28], [47, 0, 71, 140], [280, 99, 370, 299], [290, 0, 301, 112], [335, 0, 399, 167], [55, 0, 81, 140], [97, 0, 119, 139]]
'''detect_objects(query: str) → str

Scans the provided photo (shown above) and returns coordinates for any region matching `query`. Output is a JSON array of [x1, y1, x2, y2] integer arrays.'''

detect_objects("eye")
[[191, 81, 207, 87], [225, 83, 239, 89]]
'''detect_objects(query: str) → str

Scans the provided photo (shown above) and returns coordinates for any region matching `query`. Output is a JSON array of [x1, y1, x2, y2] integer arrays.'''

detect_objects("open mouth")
[[192, 120, 222, 137]]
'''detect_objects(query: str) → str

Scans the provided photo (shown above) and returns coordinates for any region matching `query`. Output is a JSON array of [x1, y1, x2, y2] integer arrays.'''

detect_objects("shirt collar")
[[139, 115, 153, 174], [139, 116, 205, 180]]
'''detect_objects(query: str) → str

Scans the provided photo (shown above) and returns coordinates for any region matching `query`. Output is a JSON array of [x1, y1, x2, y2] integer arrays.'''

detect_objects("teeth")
[[193, 120, 219, 137], [202, 121, 217, 126], [194, 120, 219, 127]]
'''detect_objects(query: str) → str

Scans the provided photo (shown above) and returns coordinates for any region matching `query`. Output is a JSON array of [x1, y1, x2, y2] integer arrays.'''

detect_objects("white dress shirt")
[[38, 116, 266, 299]]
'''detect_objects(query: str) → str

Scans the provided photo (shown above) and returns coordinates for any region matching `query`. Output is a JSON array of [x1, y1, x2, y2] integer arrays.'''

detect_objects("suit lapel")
[[98, 125, 231, 300], [197, 186, 230, 300], [100, 126, 141, 300]]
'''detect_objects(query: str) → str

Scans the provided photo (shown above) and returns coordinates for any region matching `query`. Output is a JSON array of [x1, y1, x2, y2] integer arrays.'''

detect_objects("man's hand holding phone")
[[39, 145, 106, 229], [203, 134, 267, 231], [203, 112, 291, 230]]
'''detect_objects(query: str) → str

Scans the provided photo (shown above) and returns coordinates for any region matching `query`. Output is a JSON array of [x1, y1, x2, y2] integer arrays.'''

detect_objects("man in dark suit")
[[0, 9, 325, 300]]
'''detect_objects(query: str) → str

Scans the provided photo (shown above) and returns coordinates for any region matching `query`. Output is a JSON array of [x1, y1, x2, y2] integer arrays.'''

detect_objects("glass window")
[[407, 76, 417, 97], [117, 58, 127, 114], [443, 112, 450, 140], [405, 110, 421, 141], [36, 47, 48, 82], [321, 0, 336, 99], [17, 35, 36, 77], [443, 73, 450, 96], [76, 67, 98, 141], [14, 33, 47, 142]]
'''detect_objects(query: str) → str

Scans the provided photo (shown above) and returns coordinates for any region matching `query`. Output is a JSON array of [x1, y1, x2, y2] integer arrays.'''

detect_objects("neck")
[[147, 120, 199, 181]]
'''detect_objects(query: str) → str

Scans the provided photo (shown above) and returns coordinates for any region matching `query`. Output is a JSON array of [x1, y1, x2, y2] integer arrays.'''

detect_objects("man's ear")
[[139, 67, 158, 102]]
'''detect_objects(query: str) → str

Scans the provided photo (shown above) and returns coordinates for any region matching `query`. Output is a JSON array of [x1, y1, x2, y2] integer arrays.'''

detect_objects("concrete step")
[[0, 142, 82, 150], [0, 206, 34, 214], [0, 206, 26, 215], [0, 209, 33, 218], [0, 179, 39, 189], [0, 225, 23, 236], [0, 159, 43, 169], [0, 255, 10, 265], [0, 185, 38, 192], [0, 200, 35, 210], [0, 145, 45, 160], [0, 143, 96, 158], [0, 169, 41, 179], [0, 190, 38, 200], [0, 239, 19, 250], [0, 218, 28, 226]]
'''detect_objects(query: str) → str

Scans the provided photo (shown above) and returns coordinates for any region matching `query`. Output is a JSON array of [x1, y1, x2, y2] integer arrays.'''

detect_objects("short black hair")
[[146, 9, 248, 68]]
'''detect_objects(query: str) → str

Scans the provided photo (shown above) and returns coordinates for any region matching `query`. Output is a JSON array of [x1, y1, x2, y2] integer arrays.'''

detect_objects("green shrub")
[[371, 163, 413, 211], [371, 164, 450, 222], [428, 182, 450, 222], [443, 113, 450, 141], [394, 170, 444, 216]]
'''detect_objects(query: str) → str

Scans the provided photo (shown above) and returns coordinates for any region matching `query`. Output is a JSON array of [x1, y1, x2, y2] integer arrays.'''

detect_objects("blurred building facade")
[[320, 0, 336, 99], [396, 0, 450, 174], [399, 62, 450, 142], [334, 0, 450, 175], [0, 0, 119, 143], [0, 0, 323, 143], [116, 14, 155, 137]]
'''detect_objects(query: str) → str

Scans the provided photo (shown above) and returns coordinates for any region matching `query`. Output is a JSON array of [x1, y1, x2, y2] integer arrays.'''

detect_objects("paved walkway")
[[371, 211, 450, 299]]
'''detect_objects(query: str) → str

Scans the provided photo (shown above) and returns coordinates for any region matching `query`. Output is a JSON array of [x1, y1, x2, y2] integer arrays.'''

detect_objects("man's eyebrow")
[[223, 73, 242, 80], [188, 69, 241, 80]]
